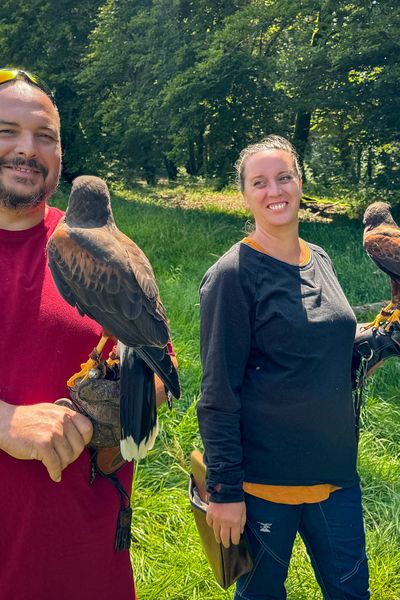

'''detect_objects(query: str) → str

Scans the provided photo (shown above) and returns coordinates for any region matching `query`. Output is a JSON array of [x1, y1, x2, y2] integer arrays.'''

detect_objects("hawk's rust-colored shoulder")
[[363, 224, 400, 281]]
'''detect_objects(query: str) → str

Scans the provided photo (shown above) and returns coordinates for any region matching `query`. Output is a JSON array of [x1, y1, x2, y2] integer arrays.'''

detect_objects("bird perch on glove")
[[46, 176, 180, 461]]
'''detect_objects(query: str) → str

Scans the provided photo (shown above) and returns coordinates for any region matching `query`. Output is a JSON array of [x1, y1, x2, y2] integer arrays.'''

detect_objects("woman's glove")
[[352, 323, 400, 389]]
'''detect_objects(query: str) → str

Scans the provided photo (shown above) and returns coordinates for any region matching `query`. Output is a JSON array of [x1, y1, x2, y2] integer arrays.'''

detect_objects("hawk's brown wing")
[[47, 219, 169, 348], [363, 224, 400, 282]]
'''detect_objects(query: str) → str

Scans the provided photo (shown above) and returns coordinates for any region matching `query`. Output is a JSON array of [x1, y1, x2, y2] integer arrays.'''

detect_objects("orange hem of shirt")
[[243, 482, 342, 505]]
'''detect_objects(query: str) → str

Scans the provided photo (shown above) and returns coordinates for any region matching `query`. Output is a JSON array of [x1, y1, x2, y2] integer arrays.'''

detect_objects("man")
[[0, 69, 136, 599]]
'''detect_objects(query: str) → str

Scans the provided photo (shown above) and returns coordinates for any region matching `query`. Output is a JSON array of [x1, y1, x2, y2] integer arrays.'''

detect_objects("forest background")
[[1, 0, 398, 207], [1, 1, 399, 599]]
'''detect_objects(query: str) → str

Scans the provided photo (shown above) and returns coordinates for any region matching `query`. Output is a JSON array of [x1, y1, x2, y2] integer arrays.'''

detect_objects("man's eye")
[[0, 129, 15, 135], [37, 133, 55, 141]]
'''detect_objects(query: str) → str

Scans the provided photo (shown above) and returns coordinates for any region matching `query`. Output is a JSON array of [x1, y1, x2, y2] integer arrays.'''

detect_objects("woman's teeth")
[[268, 202, 286, 210]]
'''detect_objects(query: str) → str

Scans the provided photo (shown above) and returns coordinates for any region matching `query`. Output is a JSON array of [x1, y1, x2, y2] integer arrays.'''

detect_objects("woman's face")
[[242, 149, 302, 231]]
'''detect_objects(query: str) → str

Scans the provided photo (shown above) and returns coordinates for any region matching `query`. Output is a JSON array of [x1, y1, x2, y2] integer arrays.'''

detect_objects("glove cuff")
[[94, 447, 128, 477]]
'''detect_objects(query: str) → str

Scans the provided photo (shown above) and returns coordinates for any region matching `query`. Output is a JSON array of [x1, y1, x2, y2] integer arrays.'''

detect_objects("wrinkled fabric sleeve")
[[197, 258, 251, 503]]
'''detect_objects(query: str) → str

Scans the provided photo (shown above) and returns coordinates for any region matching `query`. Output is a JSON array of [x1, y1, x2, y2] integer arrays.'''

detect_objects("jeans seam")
[[299, 523, 333, 600], [301, 500, 347, 600], [247, 519, 290, 568], [340, 549, 367, 583], [236, 543, 266, 597]]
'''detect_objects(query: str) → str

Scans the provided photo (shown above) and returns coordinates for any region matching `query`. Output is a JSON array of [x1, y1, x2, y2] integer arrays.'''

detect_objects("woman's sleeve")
[[197, 258, 252, 503]]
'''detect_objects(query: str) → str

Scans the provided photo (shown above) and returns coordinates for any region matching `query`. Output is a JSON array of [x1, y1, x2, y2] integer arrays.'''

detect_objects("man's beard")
[[0, 157, 59, 210]]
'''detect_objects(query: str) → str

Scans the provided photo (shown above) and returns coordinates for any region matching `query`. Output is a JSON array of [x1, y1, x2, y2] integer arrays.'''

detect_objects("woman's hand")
[[206, 500, 246, 548]]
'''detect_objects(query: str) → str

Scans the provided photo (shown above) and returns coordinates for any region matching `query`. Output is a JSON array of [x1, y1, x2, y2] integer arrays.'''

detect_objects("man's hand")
[[206, 501, 246, 548], [0, 400, 93, 483]]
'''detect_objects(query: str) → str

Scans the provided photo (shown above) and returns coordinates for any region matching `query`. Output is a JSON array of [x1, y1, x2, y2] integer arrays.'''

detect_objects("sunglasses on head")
[[0, 68, 56, 106]]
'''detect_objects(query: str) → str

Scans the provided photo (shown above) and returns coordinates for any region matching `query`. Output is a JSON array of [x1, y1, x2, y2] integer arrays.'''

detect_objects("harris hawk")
[[46, 176, 180, 461], [363, 201, 400, 330]]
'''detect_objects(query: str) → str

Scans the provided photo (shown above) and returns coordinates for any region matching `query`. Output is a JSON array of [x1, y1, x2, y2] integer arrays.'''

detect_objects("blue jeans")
[[234, 485, 370, 600]]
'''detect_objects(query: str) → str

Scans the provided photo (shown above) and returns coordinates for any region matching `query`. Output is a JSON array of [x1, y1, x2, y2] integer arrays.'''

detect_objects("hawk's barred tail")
[[119, 344, 159, 461]]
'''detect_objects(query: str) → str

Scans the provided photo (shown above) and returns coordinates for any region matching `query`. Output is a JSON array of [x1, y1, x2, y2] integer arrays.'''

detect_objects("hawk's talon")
[[67, 358, 99, 388], [362, 303, 399, 332], [67, 334, 110, 388]]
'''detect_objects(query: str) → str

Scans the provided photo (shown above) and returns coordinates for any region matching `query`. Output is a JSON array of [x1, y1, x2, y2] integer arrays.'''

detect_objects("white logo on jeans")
[[258, 522, 272, 533]]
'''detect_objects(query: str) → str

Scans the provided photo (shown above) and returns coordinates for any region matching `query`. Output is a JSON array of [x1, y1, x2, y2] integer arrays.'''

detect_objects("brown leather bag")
[[189, 450, 253, 589]]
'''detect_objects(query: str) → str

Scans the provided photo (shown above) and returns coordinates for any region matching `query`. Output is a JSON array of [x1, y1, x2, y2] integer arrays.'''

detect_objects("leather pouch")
[[189, 450, 253, 589]]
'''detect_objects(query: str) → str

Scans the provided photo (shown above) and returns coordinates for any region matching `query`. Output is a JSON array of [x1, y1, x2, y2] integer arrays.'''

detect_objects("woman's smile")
[[266, 201, 288, 211]]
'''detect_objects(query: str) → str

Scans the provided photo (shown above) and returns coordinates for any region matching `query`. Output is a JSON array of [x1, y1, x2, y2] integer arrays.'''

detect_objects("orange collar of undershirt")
[[242, 236, 311, 267]]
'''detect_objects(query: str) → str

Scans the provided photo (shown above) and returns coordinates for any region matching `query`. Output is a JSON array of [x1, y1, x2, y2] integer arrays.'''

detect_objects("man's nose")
[[15, 133, 37, 158]]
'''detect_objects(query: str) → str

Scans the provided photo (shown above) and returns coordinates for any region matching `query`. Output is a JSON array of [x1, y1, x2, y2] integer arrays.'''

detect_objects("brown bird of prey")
[[47, 176, 180, 461], [363, 201, 400, 330]]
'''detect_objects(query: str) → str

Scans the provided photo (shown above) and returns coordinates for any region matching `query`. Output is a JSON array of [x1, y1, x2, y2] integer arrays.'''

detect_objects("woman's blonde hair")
[[235, 135, 302, 191]]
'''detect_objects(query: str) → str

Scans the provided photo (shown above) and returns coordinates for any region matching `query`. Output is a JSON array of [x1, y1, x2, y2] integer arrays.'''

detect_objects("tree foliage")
[[0, 0, 398, 196], [0, 0, 103, 180]]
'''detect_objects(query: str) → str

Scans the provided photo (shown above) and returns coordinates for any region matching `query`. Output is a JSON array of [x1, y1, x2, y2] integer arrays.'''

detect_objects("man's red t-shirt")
[[0, 207, 136, 600]]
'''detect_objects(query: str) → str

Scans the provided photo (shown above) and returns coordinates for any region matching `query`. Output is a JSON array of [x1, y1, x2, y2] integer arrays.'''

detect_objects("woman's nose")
[[266, 179, 281, 196]]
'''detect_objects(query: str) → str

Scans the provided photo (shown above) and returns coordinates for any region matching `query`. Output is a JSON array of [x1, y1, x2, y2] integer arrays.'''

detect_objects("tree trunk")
[[366, 147, 373, 183], [339, 135, 355, 178], [164, 157, 178, 181], [355, 145, 362, 182], [186, 140, 197, 176], [143, 163, 156, 186], [196, 132, 204, 176], [293, 111, 312, 176]]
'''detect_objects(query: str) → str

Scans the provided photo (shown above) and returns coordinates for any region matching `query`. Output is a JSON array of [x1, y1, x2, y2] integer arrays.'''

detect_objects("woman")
[[197, 135, 370, 599]]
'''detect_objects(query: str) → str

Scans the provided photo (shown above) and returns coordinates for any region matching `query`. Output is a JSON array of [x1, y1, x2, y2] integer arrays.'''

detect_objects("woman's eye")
[[279, 175, 292, 182]]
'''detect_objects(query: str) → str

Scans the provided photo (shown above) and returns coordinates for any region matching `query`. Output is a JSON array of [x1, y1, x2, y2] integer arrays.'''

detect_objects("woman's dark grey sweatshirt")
[[197, 241, 359, 503]]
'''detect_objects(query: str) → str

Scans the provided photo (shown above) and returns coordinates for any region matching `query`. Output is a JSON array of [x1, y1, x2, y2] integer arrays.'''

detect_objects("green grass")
[[51, 181, 399, 599]]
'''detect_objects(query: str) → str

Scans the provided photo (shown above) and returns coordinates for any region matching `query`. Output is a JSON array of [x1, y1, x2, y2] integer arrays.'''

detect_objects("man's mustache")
[[0, 157, 48, 178]]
